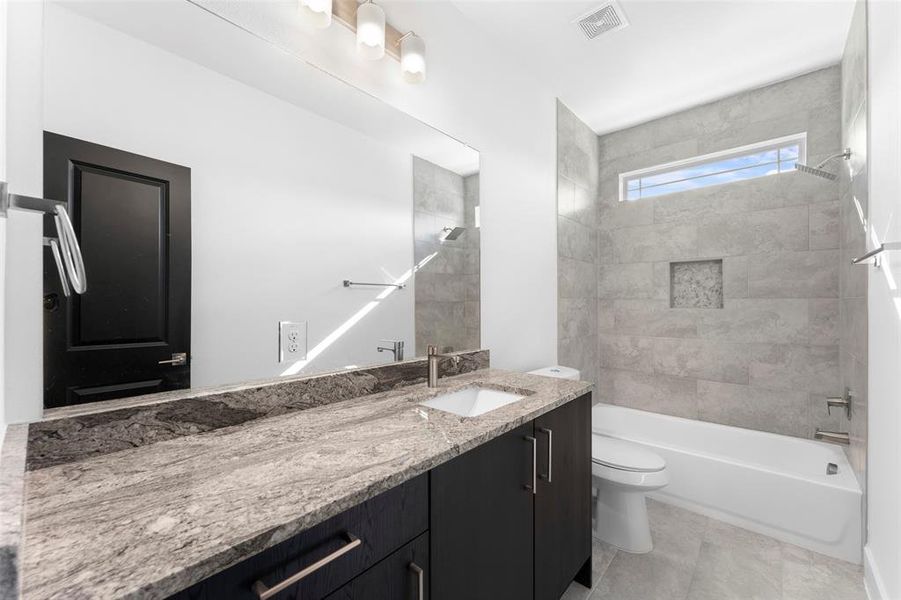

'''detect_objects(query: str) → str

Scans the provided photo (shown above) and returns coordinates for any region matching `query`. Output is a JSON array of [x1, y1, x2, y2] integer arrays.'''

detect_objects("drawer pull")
[[409, 562, 424, 600], [252, 532, 362, 600], [524, 435, 537, 495], [539, 427, 553, 483]]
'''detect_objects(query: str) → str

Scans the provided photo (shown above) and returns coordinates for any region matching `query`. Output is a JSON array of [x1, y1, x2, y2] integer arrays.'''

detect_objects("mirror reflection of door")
[[42, 132, 191, 408]]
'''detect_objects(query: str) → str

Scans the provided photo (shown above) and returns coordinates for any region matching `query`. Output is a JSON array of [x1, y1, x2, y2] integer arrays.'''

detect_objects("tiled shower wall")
[[557, 101, 600, 385], [592, 66, 850, 439], [840, 0, 868, 515], [414, 157, 480, 355]]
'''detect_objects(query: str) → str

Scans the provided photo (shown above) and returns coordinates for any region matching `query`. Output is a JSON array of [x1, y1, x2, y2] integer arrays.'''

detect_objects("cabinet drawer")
[[324, 532, 429, 600], [168, 474, 428, 600]]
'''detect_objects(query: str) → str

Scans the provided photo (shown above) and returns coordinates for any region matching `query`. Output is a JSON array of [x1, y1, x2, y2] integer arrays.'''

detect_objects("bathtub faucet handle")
[[825, 388, 852, 420]]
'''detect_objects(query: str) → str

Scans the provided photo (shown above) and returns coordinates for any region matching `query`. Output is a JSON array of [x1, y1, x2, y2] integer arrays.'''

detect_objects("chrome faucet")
[[815, 429, 850, 445], [377, 340, 405, 362], [427, 345, 461, 388]]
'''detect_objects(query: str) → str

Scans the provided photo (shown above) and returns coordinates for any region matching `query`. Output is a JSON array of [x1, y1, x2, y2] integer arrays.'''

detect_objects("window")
[[619, 133, 807, 202]]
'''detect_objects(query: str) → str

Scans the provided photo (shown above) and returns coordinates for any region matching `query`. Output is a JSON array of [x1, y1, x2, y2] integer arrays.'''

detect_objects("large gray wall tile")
[[599, 335, 655, 373], [747, 250, 839, 298], [698, 205, 809, 256], [611, 222, 698, 263], [597, 368, 699, 419], [698, 299, 808, 344], [697, 380, 809, 437], [809, 201, 841, 250], [613, 300, 699, 337], [652, 338, 749, 384], [598, 263, 661, 299], [749, 344, 840, 394]]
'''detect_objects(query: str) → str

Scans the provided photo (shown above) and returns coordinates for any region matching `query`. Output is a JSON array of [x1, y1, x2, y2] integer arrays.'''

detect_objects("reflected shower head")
[[442, 226, 466, 241], [796, 148, 851, 181]]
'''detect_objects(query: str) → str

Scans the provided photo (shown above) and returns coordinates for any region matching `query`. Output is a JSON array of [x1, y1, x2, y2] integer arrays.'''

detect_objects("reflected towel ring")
[[53, 205, 87, 294]]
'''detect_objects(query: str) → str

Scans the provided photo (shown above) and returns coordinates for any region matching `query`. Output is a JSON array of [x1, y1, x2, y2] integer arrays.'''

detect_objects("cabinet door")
[[534, 394, 592, 600], [324, 532, 429, 600], [430, 423, 534, 600]]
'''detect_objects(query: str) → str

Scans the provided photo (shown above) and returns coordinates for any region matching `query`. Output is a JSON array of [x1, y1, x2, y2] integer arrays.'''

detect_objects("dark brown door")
[[43, 132, 191, 408], [534, 394, 592, 600], [430, 423, 534, 600]]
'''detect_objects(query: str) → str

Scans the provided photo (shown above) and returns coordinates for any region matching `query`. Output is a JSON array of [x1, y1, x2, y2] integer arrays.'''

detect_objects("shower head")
[[795, 148, 851, 181], [442, 226, 466, 241], [796, 163, 838, 181]]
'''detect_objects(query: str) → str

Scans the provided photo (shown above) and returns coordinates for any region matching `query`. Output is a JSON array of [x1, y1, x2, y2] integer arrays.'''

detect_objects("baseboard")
[[864, 545, 890, 600]]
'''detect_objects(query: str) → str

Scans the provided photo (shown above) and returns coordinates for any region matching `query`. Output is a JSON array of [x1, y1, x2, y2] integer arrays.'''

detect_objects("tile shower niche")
[[670, 260, 723, 309]]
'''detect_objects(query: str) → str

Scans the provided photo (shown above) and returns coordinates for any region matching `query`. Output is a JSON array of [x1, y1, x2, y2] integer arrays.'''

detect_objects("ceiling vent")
[[574, 2, 629, 40]]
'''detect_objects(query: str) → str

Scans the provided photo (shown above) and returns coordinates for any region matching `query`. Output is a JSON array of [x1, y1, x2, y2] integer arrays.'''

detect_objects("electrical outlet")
[[279, 321, 307, 363]]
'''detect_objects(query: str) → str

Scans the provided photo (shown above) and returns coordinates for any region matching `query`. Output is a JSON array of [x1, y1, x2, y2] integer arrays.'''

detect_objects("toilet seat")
[[591, 435, 666, 472]]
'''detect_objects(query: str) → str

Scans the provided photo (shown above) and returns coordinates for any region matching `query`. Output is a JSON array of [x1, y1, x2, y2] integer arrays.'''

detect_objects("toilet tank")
[[527, 366, 581, 380]]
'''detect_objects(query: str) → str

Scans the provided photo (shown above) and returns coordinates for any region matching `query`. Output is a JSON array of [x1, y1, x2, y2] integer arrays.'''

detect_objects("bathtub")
[[592, 404, 862, 563]]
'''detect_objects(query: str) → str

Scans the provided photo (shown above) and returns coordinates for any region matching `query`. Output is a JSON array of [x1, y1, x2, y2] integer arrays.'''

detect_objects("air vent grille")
[[575, 2, 629, 40]]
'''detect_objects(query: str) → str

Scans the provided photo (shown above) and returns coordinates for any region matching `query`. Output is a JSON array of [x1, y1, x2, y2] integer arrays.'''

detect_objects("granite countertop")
[[20, 368, 592, 600]]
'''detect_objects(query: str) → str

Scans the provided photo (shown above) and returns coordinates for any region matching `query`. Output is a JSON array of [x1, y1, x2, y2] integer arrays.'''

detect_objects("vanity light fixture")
[[299, 0, 333, 29], [356, 0, 386, 60], [398, 32, 426, 83]]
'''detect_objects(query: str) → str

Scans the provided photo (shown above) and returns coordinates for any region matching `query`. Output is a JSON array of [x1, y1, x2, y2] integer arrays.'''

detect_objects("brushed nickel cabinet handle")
[[409, 562, 424, 600], [524, 435, 537, 495], [252, 532, 362, 600], [539, 427, 553, 483]]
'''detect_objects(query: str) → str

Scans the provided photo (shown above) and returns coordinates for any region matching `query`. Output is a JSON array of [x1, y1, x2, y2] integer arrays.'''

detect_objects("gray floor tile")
[[686, 541, 781, 600], [563, 500, 865, 600], [781, 544, 866, 600]]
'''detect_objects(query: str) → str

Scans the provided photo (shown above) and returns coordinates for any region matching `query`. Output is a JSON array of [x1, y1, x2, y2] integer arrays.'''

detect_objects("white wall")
[[864, 0, 901, 597], [41, 6, 415, 388], [3, 1, 44, 424]]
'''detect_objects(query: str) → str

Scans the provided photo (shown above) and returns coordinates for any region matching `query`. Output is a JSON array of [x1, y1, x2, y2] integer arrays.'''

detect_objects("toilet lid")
[[591, 435, 666, 472]]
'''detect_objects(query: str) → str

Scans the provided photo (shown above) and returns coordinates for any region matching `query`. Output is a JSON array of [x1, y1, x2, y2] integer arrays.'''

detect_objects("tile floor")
[[562, 500, 866, 600]]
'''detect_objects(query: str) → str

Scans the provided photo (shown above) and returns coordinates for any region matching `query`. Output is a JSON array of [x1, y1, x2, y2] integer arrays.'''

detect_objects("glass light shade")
[[299, 0, 332, 29], [400, 33, 426, 83], [356, 1, 385, 60]]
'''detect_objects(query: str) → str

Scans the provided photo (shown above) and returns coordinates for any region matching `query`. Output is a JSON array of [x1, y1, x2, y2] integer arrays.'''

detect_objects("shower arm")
[[0, 181, 88, 296], [814, 148, 852, 168]]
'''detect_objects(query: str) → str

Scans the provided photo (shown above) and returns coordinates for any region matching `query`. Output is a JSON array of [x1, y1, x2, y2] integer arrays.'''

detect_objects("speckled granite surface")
[[0, 426, 27, 600], [20, 369, 591, 600], [27, 350, 489, 470]]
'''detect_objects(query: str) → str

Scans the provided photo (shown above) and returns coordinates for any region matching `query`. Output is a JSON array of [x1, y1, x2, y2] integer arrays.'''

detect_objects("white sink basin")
[[419, 387, 526, 417]]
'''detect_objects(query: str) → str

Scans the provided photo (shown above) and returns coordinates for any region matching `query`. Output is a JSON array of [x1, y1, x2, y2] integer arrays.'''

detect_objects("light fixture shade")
[[356, 1, 385, 60], [400, 33, 426, 83], [299, 0, 332, 29]]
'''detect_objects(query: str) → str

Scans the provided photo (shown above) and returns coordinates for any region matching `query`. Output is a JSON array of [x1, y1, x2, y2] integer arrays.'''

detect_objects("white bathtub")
[[592, 404, 862, 563]]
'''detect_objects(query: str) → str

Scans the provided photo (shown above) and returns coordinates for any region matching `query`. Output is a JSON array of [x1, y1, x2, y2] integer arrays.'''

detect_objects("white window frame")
[[618, 132, 808, 202]]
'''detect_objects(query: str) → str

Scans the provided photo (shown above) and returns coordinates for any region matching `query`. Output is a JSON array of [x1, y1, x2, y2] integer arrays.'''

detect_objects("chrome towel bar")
[[343, 279, 405, 289], [851, 241, 901, 266], [1, 181, 88, 295]]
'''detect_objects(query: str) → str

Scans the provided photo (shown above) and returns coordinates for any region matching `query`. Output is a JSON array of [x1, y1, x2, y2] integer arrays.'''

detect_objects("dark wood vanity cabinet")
[[534, 395, 592, 600], [431, 393, 592, 600], [167, 394, 591, 600]]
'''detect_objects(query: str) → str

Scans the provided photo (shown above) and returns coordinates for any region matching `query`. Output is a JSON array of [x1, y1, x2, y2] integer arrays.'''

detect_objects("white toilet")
[[590, 434, 668, 553], [526, 366, 668, 554]]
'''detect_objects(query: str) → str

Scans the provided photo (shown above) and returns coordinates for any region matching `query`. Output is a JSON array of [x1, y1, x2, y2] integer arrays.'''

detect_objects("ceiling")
[[453, 0, 856, 134]]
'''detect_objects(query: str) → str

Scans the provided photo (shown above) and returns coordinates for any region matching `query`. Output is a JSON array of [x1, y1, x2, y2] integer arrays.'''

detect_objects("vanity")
[[15, 364, 592, 600]]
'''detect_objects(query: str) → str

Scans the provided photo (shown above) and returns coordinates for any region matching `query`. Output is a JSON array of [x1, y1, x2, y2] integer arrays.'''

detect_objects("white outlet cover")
[[278, 321, 308, 363]]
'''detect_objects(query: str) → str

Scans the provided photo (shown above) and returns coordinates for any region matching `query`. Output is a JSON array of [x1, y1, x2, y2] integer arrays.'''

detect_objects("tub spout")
[[815, 429, 850, 445]]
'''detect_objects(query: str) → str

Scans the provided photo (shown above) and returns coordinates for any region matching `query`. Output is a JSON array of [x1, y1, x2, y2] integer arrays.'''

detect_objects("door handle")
[[539, 427, 553, 483], [524, 435, 537, 495], [409, 562, 424, 600], [158, 352, 187, 366], [252, 532, 362, 600]]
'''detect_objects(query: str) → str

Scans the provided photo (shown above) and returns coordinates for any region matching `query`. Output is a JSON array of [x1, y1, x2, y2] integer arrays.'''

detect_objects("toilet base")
[[592, 480, 654, 554]]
